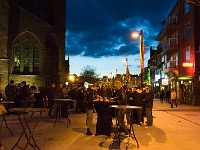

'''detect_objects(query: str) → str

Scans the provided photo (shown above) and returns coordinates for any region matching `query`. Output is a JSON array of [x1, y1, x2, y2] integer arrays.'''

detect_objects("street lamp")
[[132, 30, 144, 88]]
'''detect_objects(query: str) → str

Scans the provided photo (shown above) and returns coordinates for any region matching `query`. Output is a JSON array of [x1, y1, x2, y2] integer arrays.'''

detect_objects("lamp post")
[[132, 30, 144, 88], [122, 58, 129, 84], [115, 68, 117, 78]]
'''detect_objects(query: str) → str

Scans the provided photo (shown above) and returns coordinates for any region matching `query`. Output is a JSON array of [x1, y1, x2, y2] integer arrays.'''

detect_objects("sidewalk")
[[1, 99, 200, 150]]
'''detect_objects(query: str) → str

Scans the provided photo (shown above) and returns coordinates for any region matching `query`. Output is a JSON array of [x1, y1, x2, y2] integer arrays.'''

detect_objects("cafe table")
[[0, 101, 14, 136], [9, 107, 48, 150], [54, 99, 74, 127], [0, 102, 9, 150], [109, 105, 142, 149]]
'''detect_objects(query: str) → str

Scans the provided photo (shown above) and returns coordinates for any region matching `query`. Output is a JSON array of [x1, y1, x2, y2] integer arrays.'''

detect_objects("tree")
[[80, 65, 99, 83]]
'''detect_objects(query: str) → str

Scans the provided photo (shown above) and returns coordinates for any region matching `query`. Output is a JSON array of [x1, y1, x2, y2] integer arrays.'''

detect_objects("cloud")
[[66, 0, 177, 58]]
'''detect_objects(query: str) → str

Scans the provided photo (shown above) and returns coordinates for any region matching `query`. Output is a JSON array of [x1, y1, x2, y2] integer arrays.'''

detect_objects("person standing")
[[21, 81, 30, 108], [160, 89, 165, 103], [144, 86, 154, 126], [114, 81, 129, 134], [94, 83, 112, 136], [165, 89, 170, 103], [53, 83, 64, 118], [85, 82, 99, 135], [46, 83, 56, 117], [5, 80, 17, 110], [5, 80, 17, 101], [133, 86, 144, 126], [170, 89, 177, 108]]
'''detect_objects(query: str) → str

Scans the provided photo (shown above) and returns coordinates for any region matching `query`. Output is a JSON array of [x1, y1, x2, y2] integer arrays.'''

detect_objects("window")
[[33, 46, 39, 73], [184, 2, 190, 14], [185, 22, 191, 38], [169, 9, 178, 24], [14, 44, 21, 73], [24, 40, 31, 73], [186, 47, 190, 61]]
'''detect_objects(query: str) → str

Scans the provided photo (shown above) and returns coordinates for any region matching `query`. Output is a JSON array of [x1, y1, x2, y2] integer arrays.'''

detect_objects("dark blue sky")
[[66, 0, 177, 77]]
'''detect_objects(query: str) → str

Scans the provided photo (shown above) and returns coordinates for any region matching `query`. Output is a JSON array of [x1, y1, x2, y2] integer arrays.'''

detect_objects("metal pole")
[[139, 30, 144, 88]]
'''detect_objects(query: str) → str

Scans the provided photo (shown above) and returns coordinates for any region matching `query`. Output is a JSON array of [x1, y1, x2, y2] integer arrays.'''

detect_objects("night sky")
[[66, 0, 177, 77]]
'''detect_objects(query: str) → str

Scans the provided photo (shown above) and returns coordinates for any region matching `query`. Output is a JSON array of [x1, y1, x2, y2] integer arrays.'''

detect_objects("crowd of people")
[[84, 81, 154, 137], [2, 79, 155, 137], [3, 80, 88, 115]]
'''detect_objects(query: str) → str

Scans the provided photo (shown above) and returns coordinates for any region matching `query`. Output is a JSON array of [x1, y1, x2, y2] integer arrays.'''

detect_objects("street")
[[1, 99, 200, 150]]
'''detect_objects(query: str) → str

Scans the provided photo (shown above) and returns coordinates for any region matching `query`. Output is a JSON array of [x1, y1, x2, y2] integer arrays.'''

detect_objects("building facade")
[[149, 0, 200, 105], [0, 0, 66, 92]]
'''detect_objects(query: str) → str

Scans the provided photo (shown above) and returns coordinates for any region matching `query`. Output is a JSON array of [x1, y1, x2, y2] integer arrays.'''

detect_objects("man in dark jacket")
[[21, 81, 30, 108], [5, 80, 17, 110], [46, 83, 56, 117], [144, 86, 154, 126], [5, 80, 17, 101], [132, 86, 144, 126], [85, 82, 99, 135], [114, 81, 129, 134]]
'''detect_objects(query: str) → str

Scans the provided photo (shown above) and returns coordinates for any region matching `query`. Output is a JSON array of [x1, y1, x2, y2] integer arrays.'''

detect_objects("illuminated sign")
[[162, 79, 168, 85], [183, 62, 193, 67], [155, 75, 160, 81]]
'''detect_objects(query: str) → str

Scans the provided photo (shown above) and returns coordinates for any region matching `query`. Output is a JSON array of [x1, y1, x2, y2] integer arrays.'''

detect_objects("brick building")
[[0, 0, 66, 92], [149, 0, 200, 105]]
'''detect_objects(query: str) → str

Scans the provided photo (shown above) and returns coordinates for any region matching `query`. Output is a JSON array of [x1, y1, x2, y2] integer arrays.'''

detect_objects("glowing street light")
[[132, 30, 144, 88], [69, 74, 75, 82]]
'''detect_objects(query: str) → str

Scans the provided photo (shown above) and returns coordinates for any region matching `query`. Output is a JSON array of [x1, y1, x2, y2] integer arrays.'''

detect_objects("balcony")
[[156, 16, 178, 40], [162, 38, 178, 54], [162, 60, 178, 76]]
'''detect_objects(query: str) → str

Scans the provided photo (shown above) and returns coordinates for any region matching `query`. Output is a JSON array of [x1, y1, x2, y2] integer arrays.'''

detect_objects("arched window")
[[14, 44, 21, 73], [24, 40, 31, 73], [33, 45, 39, 74]]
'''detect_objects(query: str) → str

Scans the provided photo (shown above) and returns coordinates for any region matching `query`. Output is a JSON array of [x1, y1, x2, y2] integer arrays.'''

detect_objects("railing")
[[163, 60, 178, 70], [169, 38, 178, 46], [162, 38, 178, 53], [161, 16, 178, 34]]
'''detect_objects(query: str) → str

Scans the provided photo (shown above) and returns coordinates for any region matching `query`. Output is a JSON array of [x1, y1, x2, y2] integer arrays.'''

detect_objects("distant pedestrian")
[[160, 89, 165, 103], [170, 89, 177, 108], [165, 89, 170, 103]]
